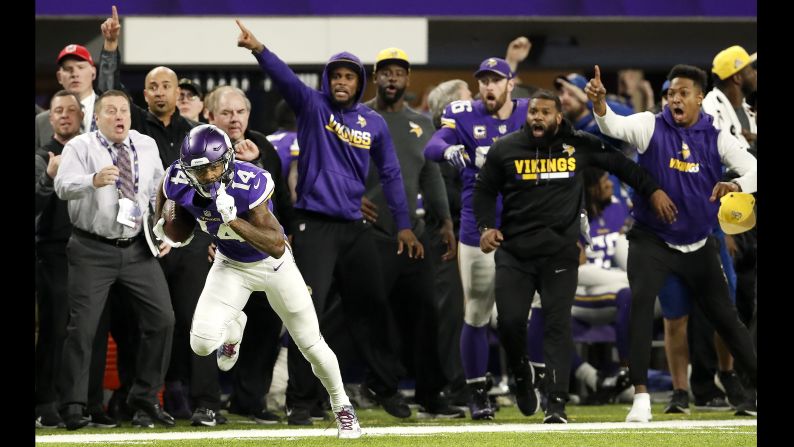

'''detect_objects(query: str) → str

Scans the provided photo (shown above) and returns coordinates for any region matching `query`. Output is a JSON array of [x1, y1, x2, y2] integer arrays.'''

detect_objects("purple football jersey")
[[163, 160, 278, 262], [266, 130, 299, 180], [437, 98, 530, 246], [584, 196, 630, 269]]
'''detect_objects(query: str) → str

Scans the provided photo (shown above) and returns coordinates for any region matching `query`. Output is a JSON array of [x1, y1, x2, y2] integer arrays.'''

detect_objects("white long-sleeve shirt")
[[55, 129, 164, 239]]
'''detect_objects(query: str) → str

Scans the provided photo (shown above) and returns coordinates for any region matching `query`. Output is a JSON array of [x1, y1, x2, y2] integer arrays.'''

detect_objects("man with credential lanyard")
[[54, 90, 176, 430]]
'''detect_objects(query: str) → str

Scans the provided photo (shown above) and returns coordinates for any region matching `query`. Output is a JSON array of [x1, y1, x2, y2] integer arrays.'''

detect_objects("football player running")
[[155, 124, 361, 439]]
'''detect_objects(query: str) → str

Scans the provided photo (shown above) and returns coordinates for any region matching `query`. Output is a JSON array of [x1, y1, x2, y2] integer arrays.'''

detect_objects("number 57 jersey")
[[163, 160, 278, 262]]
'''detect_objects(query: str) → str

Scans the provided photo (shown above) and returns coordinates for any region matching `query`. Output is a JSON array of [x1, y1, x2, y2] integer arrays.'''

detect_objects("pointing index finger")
[[112, 5, 118, 22], [594, 65, 601, 82], [236, 19, 247, 33]]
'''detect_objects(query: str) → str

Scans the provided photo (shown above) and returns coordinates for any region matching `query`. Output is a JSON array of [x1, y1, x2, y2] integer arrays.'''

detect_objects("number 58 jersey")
[[163, 160, 278, 262]]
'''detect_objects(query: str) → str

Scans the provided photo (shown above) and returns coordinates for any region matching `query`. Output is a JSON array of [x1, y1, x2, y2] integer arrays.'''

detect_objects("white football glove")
[[153, 217, 194, 248], [443, 144, 470, 169], [216, 183, 238, 224]]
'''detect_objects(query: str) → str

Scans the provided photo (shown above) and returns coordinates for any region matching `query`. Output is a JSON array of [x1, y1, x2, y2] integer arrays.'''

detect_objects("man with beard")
[[702, 45, 757, 411], [236, 20, 421, 424], [473, 90, 675, 423], [585, 64, 758, 422], [425, 57, 530, 420], [704, 46, 757, 155], [360, 48, 462, 418]]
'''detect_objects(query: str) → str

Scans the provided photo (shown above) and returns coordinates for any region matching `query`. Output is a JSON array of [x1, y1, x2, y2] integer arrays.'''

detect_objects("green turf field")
[[36, 403, 757, 447]]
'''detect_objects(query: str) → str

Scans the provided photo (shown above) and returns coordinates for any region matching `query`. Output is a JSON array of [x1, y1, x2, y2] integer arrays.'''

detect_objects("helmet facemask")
[[181, 150, 234, 199], [178, 124, 236, 199]]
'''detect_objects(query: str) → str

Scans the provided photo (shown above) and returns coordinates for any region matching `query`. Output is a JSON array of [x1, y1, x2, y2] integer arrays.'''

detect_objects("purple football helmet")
[[179, 124, 235, 198]]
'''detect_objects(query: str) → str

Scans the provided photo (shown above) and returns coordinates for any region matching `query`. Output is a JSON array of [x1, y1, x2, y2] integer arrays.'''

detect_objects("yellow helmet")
[[374, 47, 410, 72]]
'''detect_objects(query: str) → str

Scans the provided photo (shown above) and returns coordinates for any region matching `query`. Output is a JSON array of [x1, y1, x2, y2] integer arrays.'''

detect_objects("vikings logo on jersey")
[[669, 140, 700, 173], [324, 114, 372, 149], [408, 121, 423, 138], [163, 161, 277, 262], [680, 142, 691, 160]]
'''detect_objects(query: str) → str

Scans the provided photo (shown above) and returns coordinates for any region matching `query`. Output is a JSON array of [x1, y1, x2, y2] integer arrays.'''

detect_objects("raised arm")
[[97, 6, 124, 93], [504, 36, 531, 74], [236, 19, 313, 115], [585, 65, 656, 152]]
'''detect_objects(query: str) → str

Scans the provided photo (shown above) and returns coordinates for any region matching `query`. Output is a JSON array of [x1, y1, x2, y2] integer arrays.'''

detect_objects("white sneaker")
[[333, 404, 362, 439], [625, 393, 652, 422]]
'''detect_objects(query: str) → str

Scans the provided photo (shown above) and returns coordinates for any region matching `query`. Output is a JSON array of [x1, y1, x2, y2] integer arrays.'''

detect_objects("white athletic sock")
[[225, 312, 247, 344], [633, 392, 650, 403]]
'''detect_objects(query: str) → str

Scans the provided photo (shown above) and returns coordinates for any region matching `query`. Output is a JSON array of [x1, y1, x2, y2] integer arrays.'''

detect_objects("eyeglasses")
[[179, 92, 199, 101]]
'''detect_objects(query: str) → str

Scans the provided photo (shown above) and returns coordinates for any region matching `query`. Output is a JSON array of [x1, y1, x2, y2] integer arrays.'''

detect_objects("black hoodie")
[[474, 119, 660, 259]]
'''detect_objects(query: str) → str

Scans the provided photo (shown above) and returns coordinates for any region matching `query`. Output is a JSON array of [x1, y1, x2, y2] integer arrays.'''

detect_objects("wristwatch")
[[478, 225, 491, 235]]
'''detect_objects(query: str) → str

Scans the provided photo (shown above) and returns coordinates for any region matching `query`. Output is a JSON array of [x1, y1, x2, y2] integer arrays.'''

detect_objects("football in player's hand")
[[163, 200, 196, 243]]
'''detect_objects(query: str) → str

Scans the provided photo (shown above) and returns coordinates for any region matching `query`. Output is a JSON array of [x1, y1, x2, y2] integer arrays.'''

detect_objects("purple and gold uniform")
[[266, 130, 299, 181], [424, 96, 530, 404], [425, 98, 530, 246], [584, 197, 630, 269], [163, 160, 277, 262]]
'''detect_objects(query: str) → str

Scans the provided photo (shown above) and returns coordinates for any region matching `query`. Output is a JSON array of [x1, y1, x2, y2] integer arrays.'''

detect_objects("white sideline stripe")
[[36, 420, 756, 443]]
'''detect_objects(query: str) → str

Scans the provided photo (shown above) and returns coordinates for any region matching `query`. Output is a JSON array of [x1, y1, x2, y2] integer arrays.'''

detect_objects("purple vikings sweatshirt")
[[252, 48, 411, 229]]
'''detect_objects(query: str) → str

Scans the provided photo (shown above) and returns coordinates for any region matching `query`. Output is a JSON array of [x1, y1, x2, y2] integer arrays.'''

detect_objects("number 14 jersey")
[[163, 160, 277, 262]]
